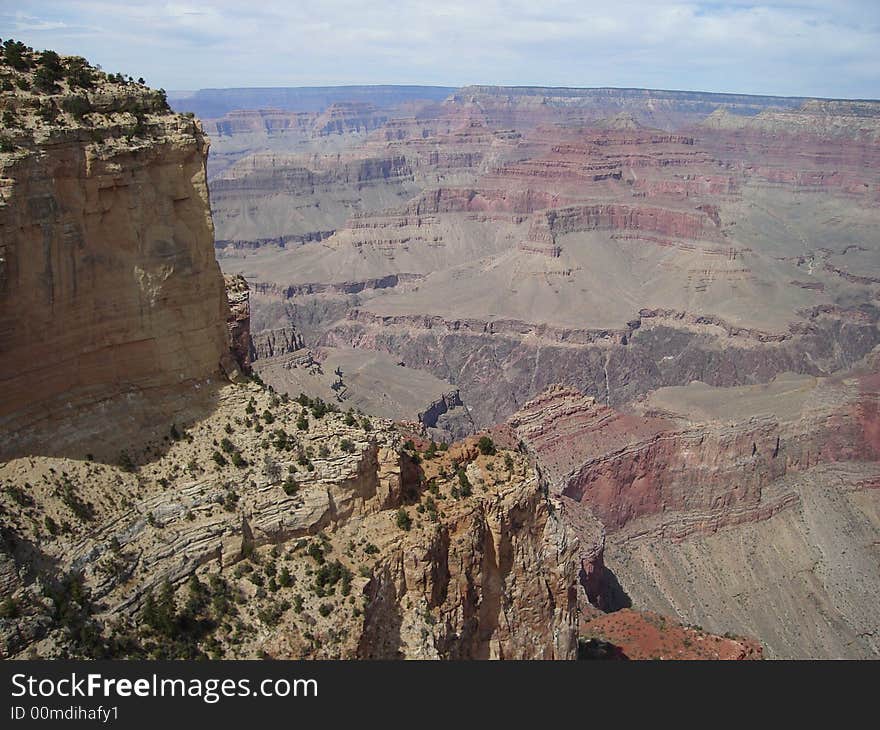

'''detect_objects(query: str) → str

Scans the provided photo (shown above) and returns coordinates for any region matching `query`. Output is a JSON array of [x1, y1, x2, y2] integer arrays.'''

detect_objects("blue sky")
[[2, 1, 878, 98]]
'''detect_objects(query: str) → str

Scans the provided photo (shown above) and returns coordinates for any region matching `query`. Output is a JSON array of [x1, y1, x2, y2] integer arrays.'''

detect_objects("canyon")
[[1, 41, 878, 660], [180, 82, 880, 658], [0, 49, 577, 660]]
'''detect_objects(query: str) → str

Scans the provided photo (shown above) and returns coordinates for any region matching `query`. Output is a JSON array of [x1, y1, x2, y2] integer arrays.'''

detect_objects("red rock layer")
[[580, 609, 763, 660], [510, 377, 878, 533]]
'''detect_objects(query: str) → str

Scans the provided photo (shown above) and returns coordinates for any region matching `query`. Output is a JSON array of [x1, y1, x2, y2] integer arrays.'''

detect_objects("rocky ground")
[[0, 378, 578, 659], [579, 608, 762, 660]]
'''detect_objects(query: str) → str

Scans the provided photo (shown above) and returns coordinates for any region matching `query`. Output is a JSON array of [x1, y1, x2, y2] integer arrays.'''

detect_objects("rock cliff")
[[0, 51, 229, 446], [509, 370, 880, 658]]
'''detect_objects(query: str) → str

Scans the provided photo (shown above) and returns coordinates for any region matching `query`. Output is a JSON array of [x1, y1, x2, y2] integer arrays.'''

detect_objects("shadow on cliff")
[[577, 638, 629, 660], [356, 563, 405, 659], [0, 379, 228, 468], [599, 567, 633, 612]]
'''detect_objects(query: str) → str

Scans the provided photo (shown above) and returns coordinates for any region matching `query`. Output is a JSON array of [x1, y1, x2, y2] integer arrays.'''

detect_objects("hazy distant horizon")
[[166, 84, 878, 103], [3, 1, 879, 100]]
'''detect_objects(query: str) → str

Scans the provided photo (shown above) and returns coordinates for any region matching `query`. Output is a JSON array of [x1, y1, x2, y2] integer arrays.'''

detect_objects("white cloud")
[[1, 1, 877, 97]]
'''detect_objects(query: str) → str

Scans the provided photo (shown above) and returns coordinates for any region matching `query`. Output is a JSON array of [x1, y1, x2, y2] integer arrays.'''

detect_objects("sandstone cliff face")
[[359, 458, 578, 659], [510, 376, 878, 534], [0, 72, 229, 444]]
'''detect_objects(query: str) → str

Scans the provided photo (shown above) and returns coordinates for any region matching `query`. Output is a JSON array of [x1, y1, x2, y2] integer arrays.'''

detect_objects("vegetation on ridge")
[[0, 37, 175, 153]]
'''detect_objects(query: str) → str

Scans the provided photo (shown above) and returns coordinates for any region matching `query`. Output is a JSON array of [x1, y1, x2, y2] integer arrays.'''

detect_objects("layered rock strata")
[[0, 68, 229, 443]]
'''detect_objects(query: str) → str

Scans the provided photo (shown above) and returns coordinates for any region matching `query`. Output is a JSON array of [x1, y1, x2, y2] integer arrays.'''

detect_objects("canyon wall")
[[508, 370, 880, 658], [0, 81, 229, 441]]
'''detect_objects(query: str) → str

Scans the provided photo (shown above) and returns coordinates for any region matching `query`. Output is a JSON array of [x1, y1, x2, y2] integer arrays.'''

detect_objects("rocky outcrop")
[[359, 457, 579, 659], [527, 203, 718, 248], [0, 387, 580, 659], [0, 67, 229, 444], [250, 273, 421, 299], [250, 326, 304, 360], [511, 376, 876, 533], [417, 389, 465, 428], [224, 274, 252, 374]]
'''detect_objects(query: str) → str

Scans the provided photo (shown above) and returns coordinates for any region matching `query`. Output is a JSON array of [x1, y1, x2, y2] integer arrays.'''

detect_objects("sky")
[[2, 1, 878, 98]]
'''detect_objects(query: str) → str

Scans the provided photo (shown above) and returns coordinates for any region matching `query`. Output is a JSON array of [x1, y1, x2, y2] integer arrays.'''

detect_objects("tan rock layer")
[[0, 107, 229, 441]]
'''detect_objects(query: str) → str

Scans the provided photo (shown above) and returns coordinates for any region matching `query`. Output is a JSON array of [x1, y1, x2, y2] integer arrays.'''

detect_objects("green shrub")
[[396, 508, 412, 531], [4, 483, 33, 507], [2, 40, 31, 72], [307, 542, 325, 565], [0, 596, 18, 619], [59, 477, 95, 521], [282, 476, 298, 496], [33, 51, 63, 92], [64, 56, 95, 88], [44, 515, 59, 535]]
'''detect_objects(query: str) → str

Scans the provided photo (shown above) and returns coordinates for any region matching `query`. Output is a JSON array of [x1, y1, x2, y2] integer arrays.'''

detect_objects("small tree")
[[457, 469, 473, 497], [65, 57, 95, 88], [396, 508, 412, 531], [2, 40, 31, 72]]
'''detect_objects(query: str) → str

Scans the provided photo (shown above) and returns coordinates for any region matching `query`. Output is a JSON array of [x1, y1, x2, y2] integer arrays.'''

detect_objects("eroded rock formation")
[[508, 369, 880, 658], [0, 72, 229, 442]]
